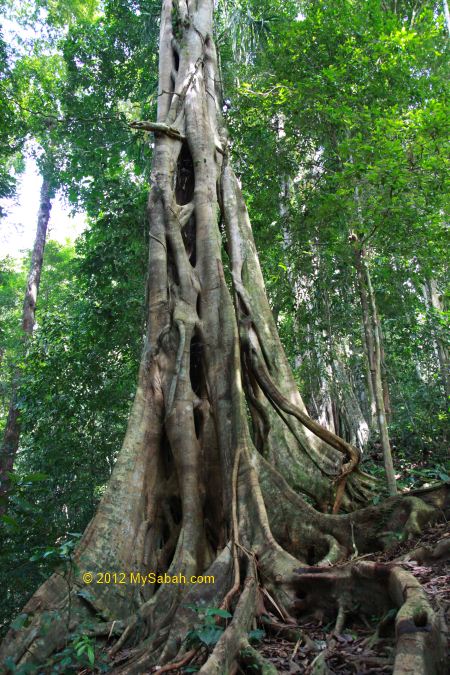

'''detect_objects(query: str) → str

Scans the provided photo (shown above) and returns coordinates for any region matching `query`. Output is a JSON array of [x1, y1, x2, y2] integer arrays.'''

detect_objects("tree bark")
[[360, 317, 377, 427], [22, 179, 52, 333], [423, 278, 450, 402], [443, 0, 450, 35], [378, 319, 392, 422], [322, 284, 370, 451], [0, 177, 52, 515], [332, 360, 370, 450], [353, 242, 397, 495]]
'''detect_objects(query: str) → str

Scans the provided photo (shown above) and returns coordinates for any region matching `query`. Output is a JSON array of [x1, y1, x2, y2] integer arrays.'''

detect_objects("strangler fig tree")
[[1, 1, 445, 673]]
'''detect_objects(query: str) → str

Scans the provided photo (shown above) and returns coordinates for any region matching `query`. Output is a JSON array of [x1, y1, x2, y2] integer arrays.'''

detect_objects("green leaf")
[[22, 472, 49, 482], [248, 629, 265, 642], [197, 627, 224, 646], [205, 608, 232, 619], [1, 514, 20, 529], [87, 645, 95, 666]]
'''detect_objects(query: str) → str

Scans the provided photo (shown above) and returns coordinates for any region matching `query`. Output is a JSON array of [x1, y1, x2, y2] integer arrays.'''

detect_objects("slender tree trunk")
[[0, 178, 52, 514], [360, 318, 377, 427], [332, 360, 370, 450], [322, 285, 370, 451], [443, 0, 450, 35], [22, 179, 52, 332], [423, 278, 450, 401], [353, 242, 397, 495], [378, 320, 392, 422]]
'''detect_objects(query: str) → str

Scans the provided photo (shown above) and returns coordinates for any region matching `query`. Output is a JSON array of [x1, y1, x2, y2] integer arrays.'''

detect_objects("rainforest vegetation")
[[0, 0, 448, 673]]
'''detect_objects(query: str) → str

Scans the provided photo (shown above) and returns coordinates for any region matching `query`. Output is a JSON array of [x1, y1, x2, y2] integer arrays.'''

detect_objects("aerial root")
[[334, 599, 346, 634], [260, 615, 301, 642], [244, 343, 361, 483], [109, 619, 136, 656]]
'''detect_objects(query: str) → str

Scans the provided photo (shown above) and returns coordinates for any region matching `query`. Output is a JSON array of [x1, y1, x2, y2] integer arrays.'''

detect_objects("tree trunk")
[[378, 320, 392, 422], [360, 317, 377, 426], [322, 284, 370, 451], [423, 278, 450, 401], [353, 242, 397, 495], [0, 177, 52, 515], [1, 3, 444, 673], [332, 360, 370, 451], [443, 0, 450, 35]]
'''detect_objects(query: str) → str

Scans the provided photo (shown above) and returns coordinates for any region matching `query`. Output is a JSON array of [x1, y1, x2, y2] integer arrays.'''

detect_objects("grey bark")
[[332, 360, 370, 451], [443, 0, 450, 35], [423, 278, 450, 401], [353, 244, 397, 495]]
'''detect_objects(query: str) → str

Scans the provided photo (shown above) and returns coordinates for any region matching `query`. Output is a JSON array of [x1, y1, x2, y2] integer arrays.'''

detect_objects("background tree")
[[232, 0, 448, 481]]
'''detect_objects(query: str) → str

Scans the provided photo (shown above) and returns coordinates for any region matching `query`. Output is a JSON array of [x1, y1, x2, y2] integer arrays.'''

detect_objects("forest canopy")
[[0, 1, 448, 673]]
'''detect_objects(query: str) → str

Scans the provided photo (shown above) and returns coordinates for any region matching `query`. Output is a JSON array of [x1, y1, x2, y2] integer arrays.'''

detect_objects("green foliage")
[[0, 188, 147, 632], [185, 605, 232, 649], [225, 0, 449, 457]]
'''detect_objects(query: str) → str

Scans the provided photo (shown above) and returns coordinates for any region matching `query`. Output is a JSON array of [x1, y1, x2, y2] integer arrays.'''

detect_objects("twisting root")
[[1, 3, 448, 674], [332, 476, 348, 514], [151, 648, 198, 673], [242, 340, 360, 489]]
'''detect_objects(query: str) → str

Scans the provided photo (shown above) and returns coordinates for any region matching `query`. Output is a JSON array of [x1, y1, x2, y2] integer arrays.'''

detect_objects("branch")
[[129, 120, 185, 141], [130, 120, 225, 155]]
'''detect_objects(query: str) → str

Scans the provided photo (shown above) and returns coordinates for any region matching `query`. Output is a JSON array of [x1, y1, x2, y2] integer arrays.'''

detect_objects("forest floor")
[[257, 519, 449, 674]]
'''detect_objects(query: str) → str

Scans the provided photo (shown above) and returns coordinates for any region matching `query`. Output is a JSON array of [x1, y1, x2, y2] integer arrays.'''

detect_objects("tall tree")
[[423, 278, 450, 402], [352, 238, 397, 495], [0, 1, 445, 673], [0, 168, 54, 515]]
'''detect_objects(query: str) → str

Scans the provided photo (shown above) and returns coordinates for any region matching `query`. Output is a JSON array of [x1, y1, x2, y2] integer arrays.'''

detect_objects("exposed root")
[[1, 522, 446, 674], [287, 561, 445, 674], [397, 537, 450, 564], [258, 453, 440, 565], [334, 600, 346, 634], [390, 565, 445, 675], [152, 647, 198, 673], [199, 569, 257, 674], [238, 640, 278, 674]]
